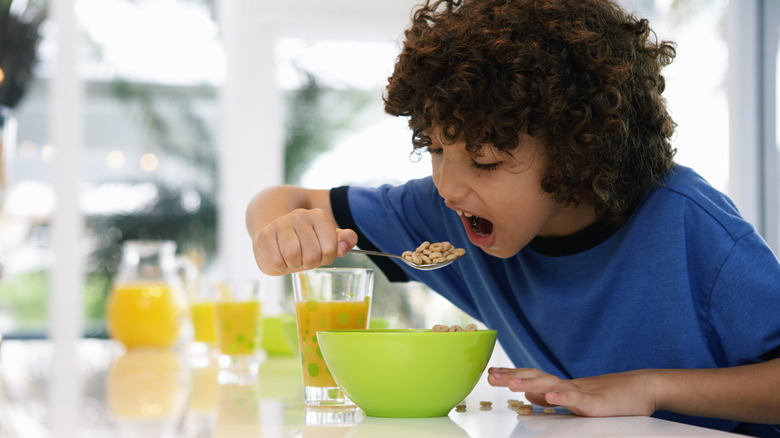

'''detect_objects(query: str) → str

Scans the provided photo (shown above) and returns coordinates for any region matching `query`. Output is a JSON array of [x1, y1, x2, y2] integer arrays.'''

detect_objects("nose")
[[432, 153, 468, 201]]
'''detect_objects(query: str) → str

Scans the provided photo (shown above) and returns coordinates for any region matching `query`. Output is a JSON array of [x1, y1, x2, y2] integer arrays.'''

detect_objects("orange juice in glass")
[[187, 298, 219, 365], [190, 301, 217, 345], [292, 268, 374, 406], [214, 280, 263, 382], [216, 300, 262, 355]]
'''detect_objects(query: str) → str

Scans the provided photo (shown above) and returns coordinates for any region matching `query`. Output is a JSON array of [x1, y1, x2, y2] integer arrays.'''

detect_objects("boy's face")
[[429, 131, 596, 258]]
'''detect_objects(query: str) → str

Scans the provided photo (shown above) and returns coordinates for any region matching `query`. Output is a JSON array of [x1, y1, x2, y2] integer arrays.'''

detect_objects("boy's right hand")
[[251, 207, 358, 276]]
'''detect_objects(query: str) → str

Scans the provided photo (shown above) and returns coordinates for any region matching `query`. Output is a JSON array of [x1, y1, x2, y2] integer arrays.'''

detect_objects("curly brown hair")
[[384, 0, 677, 223]]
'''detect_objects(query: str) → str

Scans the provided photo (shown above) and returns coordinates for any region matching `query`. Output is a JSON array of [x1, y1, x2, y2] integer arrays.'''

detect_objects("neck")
[[538, 202, 598, 237]]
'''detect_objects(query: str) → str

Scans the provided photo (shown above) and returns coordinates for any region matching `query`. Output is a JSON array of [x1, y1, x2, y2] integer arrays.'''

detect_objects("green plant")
[[284, 71, 375, 184], [0, 0, 46, 110], [109, 79, 219, 189], [0, 269, 47, 332]]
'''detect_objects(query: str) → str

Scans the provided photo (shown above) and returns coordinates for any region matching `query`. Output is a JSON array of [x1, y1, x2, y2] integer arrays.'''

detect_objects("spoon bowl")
[[349, 249, 456, 271]]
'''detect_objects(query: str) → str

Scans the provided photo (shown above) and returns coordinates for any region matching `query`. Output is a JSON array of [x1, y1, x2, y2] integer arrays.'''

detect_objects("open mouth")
[[456, 210, 494, 237]]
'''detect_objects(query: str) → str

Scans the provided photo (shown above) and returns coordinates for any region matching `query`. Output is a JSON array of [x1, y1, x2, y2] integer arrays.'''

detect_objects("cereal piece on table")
[[507, 399, 524, 408], [516, 405, 533, 416], [479, 401, 492, 408], [455, 403, 467, 412], [465, 323, 477, 332], [543, 407, 556, 414]]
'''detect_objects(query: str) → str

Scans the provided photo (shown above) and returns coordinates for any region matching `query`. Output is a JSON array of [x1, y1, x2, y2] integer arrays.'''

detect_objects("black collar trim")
[[527, 220, 621, 257]]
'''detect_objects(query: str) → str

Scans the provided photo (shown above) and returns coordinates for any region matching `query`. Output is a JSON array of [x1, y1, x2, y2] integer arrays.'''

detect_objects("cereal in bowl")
[[431, 323, 478, 332]]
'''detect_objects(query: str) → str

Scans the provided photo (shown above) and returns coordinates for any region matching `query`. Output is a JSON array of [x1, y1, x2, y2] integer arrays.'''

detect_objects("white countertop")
[[0, 339, 740, 438]]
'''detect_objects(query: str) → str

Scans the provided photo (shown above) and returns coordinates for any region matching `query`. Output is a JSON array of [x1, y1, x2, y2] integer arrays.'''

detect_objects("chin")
[[481, 246, 517, 259]]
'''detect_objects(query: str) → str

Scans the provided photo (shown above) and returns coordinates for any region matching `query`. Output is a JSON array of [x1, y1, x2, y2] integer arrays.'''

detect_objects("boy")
[[246, 0, 780, 435]]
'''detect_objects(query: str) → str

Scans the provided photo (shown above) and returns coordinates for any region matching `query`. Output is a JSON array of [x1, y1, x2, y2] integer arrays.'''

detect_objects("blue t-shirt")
[[331, 165, 780, 433]]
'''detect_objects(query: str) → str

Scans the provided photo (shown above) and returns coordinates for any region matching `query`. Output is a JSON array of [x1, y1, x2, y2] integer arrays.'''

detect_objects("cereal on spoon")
[[402, 241, 466, 266]]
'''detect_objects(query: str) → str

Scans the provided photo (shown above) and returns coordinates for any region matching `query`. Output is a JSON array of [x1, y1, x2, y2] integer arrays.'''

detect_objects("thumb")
[[336, 228, 358, 257]]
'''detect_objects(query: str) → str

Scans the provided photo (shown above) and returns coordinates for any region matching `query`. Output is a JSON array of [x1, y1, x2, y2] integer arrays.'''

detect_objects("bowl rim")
[[317, 328, 498, 335]]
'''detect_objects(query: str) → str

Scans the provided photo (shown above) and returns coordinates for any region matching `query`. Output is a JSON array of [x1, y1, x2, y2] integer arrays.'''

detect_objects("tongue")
[[471, 216, 493, 237]]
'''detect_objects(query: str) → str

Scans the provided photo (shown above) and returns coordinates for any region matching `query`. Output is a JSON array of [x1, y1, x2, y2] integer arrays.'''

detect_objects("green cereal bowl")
[[317, 329, 497, 418]]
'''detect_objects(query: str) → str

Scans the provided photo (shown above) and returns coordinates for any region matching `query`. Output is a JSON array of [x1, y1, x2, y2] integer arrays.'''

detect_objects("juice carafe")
[[107, 240, 188, 348]]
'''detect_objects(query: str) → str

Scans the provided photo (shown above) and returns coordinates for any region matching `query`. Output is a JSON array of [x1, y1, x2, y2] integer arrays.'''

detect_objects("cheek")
[[493, 188, 557, 230], [429, 155, 440, 180]]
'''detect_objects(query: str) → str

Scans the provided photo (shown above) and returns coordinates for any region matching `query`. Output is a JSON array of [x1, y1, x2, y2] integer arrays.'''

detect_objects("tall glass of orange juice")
[[214, 279, 263, 383], [191, 300, 217, 345], [291, 268, 374, 406], [107, 240, 188, 349]]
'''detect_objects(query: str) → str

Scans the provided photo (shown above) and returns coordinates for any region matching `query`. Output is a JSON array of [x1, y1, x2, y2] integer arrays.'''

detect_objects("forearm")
[[652, 358, 780, 423]]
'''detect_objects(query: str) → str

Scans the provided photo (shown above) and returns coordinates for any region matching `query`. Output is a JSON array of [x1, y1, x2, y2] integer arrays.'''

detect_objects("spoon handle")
[[349, 248, 402, 260]]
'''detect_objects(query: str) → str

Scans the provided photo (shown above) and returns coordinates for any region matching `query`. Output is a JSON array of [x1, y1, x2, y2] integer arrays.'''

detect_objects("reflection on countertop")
[[0, 339, 739, 438]]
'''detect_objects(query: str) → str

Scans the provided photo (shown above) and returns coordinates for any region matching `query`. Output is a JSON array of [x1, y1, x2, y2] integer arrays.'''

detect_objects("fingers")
[[488, 367, 575, 408], [487, 367, 549, 387], [255, 208, 348, 275], [527, 390, 585, 412], [544, 389, 584, 408], [336, 228, 358, 256], [525, 391, 551, 407]]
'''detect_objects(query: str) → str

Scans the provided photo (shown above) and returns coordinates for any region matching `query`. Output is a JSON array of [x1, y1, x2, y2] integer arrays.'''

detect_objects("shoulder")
[[641, 165, 755, 242], [339, 177, 440, 214]]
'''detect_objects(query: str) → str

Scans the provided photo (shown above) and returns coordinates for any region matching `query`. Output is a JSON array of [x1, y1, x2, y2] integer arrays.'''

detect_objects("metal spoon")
[[349, 248, 456, 271]]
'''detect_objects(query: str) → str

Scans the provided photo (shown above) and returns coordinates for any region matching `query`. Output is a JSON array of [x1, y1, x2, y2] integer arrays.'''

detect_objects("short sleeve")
[[330, 185, 409, 282], [707, 231, 780, 365]]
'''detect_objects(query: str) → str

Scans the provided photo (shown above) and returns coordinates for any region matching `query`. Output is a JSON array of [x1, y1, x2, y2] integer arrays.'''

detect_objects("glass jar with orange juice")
[[106, 240, 188, 349]]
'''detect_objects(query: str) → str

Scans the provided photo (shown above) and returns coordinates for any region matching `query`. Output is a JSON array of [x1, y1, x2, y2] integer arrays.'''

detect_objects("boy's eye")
[[471, 161, 500, 171], [427, 147, 500, 171]]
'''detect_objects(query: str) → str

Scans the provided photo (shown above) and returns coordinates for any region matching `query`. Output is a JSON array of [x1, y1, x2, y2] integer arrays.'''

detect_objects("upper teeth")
[[455, 210, 473, 218]]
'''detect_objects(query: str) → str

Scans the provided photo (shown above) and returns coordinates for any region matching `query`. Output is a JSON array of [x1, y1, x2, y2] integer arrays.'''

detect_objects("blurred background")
[[0, 0, 777, 340]]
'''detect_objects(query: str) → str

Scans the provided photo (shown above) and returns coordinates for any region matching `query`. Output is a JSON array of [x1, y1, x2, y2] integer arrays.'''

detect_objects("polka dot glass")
[[291, 268, 374, 406], [213, 279, 263, 383]]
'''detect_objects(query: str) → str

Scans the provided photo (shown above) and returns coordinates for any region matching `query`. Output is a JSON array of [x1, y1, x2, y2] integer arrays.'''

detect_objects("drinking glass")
[[214, 279, 263, 383], [303, 406, 363, 436], [188, 285, 217, 361], [291, 268, 374, 406]]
